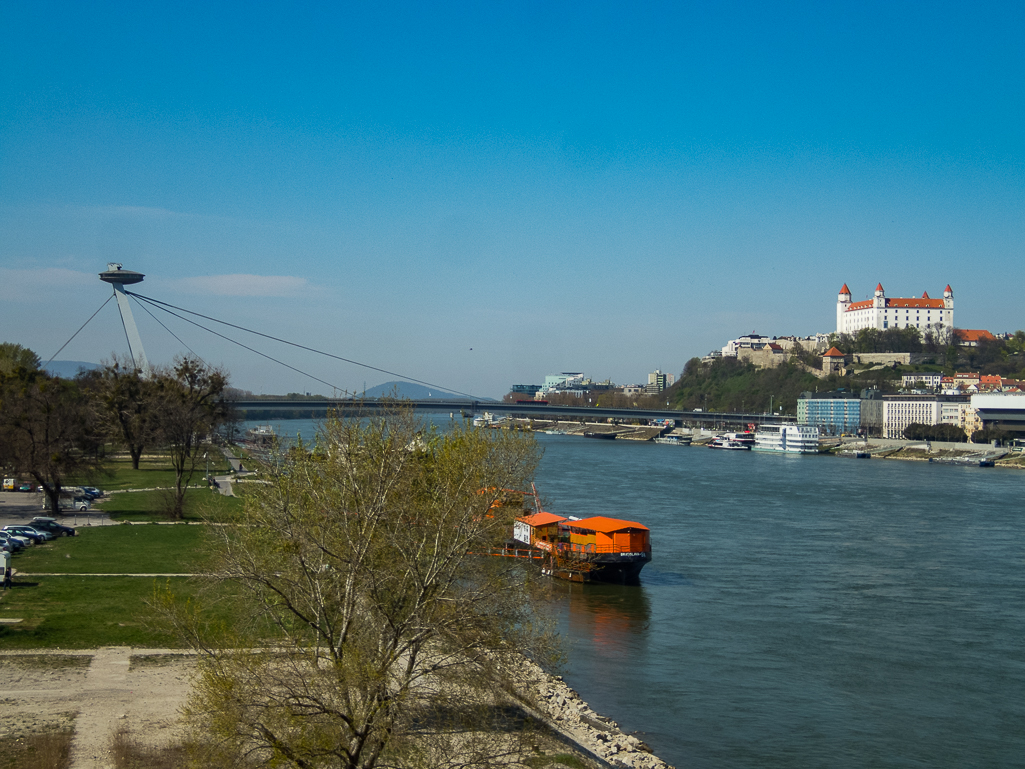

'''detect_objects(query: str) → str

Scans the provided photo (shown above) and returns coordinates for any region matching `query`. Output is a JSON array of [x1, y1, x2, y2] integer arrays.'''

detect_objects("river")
[[245, 419, 1025, 768]]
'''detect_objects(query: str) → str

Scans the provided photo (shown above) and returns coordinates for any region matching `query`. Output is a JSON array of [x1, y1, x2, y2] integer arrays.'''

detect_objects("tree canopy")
[[169, 409, 559, 769]]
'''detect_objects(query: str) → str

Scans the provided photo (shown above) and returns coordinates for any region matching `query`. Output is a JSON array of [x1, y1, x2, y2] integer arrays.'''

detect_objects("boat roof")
[[517, 512, 567, 527], [566, 516, 649, 533]]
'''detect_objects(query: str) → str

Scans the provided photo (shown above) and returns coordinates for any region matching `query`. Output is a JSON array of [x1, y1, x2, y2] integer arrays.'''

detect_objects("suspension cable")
[[129, 293, 347, 393], [46, 294, 114, 366], [125, 290, 478, 399]]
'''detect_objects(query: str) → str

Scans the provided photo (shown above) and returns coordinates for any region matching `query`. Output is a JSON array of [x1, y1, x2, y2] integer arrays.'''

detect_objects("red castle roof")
[[840, 283, 851, 294], [823, 346, 846, 357]]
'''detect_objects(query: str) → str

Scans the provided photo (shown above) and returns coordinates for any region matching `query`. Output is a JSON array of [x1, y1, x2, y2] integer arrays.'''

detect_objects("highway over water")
[[232, 398, 796, 428]]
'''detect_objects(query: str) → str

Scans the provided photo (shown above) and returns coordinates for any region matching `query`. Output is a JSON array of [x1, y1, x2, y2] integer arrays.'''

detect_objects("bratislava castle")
[[836, 283, 953, 335]]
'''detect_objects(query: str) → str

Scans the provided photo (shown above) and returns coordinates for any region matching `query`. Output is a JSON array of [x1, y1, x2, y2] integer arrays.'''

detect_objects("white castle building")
[[836, 283, 953, 335]]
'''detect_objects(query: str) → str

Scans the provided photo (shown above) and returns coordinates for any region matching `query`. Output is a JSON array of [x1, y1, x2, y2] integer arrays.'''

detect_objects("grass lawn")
[[0, 575, 198, 648], [12, 524, 216, 574], [67, 449, 237, 492], [94, 487, 245, 523], [0, 525, 238, 649]]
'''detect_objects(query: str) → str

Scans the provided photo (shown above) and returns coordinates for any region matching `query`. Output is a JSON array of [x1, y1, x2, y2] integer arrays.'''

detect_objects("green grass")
[[0, 524, 246, 648], [67, 449, 237, 492], [0, 574, 204, 648], [13, 524, 216, 574], [94, 488, 244, 523]]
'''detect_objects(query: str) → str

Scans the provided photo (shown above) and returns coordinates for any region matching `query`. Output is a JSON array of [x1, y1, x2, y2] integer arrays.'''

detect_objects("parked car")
[[18, 482, 33, 492], [0, 533, 29, 551], [2, 525, 53, 544], [29, 517, 77, 537], [80, 486, 103, 499], [41, 497, 90, 512]]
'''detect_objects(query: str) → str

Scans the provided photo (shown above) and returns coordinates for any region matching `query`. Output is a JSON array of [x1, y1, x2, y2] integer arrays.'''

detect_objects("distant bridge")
[[231, 399, 796, 428]]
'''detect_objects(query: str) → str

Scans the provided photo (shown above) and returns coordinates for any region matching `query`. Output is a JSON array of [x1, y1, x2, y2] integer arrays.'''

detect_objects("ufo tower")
[[99, 263, 151, 376]]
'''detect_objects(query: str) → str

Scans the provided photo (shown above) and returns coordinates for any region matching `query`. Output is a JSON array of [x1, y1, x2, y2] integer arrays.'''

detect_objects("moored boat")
[[654, 434, 692, 446], [754, 424, 820, 454], [708, 437, 751, 450], [503, 488, 651, 584]]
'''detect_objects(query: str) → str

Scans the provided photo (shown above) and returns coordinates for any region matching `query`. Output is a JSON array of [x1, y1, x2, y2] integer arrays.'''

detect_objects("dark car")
[[29, 517, 77, 537], [80, 487, 103, 499], [18, 482, 33, 492]]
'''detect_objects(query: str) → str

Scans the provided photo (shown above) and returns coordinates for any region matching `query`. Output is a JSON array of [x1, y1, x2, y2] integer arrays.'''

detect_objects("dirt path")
[[0, 648, 194, 769]]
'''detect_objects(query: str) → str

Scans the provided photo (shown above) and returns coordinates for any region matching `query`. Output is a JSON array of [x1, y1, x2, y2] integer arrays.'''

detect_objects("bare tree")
[[83, 355, 163, 470], [166, 408, 560, 769], [155, 356, 229, 519]]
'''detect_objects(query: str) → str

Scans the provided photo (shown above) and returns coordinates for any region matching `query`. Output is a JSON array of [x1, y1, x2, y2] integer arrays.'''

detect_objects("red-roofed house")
[[955, 329, 996, 347], [837, 283, 953, 335]]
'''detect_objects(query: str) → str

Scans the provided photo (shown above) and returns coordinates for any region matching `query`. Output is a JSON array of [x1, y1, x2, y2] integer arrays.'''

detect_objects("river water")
[[245, 420, 1025, 768]]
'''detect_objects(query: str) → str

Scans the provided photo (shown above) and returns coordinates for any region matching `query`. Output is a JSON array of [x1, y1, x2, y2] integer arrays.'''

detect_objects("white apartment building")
[[837, 283, 953, 335], [539, 372, 584, 396], [901, 373, 943, 389], [882, 394, 970, 439]]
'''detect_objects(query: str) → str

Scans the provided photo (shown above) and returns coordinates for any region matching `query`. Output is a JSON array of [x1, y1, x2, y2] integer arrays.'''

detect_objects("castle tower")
[[943, 284, 953, 309], [836, 283, 851, 334]]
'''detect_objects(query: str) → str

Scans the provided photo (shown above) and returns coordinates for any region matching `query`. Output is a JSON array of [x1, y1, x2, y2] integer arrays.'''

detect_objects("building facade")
[[882, 394, 969, 439], [646, 369, 675, 394], [798, 389, 882, 435], [837, 283, 953, 335]]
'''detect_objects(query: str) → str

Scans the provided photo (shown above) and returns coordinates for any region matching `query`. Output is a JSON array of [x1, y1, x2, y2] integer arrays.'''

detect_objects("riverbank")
[[510, 654, 676, 769]]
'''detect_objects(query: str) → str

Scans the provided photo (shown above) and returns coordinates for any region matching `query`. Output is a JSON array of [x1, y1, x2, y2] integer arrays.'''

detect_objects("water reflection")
[[556, 581, 651, 658]]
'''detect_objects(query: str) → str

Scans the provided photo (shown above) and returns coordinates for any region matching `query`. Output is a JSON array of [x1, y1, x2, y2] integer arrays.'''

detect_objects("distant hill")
[[44, 360, 100, 378], [362, 381, 491, 401]]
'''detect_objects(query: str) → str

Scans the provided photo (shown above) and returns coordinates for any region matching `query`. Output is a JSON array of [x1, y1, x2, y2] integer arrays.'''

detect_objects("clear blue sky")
[[2, 1, 1022, 397]]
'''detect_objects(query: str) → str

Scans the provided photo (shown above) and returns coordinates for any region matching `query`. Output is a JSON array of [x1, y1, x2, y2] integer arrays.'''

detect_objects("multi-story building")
[[971, 393, 1025, 440], [538, 372, 584, 396], [646, 369, 675, 394], [901, 373, 943, 390], [797, 389, 882, 435], [510, 384, 542, 398], [882, 394, 969, 439], [837, 283, 953, 335]]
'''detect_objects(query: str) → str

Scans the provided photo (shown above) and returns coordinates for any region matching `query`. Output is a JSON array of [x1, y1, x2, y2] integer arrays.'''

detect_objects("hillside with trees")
[[667, 356, 900, 415]]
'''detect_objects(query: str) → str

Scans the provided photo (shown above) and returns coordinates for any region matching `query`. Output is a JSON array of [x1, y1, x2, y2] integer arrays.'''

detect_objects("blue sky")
[[1, 1, 1022, 398]]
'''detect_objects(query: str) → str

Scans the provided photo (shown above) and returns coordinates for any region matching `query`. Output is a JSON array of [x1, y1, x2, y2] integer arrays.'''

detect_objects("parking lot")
[[0, 490, 111, 528]]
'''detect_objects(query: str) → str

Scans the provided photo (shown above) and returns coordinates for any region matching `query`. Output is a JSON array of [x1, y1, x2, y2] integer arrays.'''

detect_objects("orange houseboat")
[[510, 510, 651, 584]]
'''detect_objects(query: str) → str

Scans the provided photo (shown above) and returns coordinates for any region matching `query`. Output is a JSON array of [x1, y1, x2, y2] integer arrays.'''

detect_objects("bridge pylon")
[[98, 263, 151, 377]]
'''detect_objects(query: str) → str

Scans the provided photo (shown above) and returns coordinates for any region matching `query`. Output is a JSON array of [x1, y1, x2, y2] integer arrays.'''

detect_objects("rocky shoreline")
[[507, 655, 675, 769]]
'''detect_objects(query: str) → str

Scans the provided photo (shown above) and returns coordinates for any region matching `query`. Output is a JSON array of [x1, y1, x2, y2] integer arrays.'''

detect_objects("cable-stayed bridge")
[[73, 265, 794, 429]]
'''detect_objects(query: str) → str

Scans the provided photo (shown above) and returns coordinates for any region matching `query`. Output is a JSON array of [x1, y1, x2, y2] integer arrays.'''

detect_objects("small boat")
[[582, 431, 617, 440], [978, 459, 995, 467], [708, 437, 751, 450], [654, 435, 692, 446]]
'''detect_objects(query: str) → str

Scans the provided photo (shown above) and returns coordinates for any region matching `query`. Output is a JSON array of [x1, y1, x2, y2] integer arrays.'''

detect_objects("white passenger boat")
[[707, 437, 751, 450], [754, 424, 820, 454], [654, 435, 693, 446]]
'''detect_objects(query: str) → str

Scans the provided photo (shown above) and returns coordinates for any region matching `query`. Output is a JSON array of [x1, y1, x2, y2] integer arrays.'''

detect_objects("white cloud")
[[168, 274, 312, 297]]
